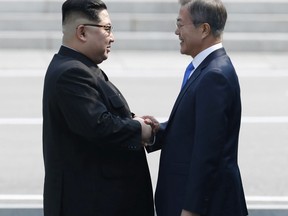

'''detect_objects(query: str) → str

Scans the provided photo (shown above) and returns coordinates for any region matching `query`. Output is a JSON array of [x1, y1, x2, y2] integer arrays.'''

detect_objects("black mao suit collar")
[[58, 45, 110, 81]]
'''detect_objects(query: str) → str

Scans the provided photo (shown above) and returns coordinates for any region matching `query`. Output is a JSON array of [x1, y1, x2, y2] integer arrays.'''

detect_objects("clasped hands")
[[134, 115, 159, 146]]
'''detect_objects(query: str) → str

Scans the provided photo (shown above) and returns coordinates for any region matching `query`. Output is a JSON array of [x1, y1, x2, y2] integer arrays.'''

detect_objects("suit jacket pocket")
[[108, 94, 131, 118], [108, 94, 125, 109]]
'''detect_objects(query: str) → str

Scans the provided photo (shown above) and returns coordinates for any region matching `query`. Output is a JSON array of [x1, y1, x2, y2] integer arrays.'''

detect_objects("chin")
[[103, 54, 109, 61], [94, 56, 107, 65], [180, 47, 187, 55]]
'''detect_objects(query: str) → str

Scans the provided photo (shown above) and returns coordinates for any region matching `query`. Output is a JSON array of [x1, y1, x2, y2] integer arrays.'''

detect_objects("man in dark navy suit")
[[146, 0, 248, 215], [42, 0, 154, 215]]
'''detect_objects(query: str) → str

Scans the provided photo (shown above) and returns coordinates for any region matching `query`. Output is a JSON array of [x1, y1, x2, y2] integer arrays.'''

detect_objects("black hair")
[[62, 0, 107, 25]]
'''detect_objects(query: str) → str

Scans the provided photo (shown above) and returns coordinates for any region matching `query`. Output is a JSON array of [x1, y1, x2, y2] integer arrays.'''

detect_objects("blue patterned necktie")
[[181, 62, 194, 89]]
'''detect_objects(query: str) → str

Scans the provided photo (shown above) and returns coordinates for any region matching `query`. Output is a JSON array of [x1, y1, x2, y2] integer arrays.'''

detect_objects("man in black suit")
[[42, 0, 154, 215], [146, 0, 248, 216]]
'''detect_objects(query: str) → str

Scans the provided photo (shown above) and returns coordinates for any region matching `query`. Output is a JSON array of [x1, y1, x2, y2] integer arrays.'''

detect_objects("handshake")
[[133, 116, 160, 146]]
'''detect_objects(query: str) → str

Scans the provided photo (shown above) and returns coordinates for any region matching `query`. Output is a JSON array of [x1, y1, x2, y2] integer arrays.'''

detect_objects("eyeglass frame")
[[176, 21, 196, 29], [80, 24, 113, 35]]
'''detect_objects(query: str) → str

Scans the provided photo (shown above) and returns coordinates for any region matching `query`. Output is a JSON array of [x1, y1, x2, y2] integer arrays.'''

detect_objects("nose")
[[175, 27, 180, 35], [109, 32, 115, 42]]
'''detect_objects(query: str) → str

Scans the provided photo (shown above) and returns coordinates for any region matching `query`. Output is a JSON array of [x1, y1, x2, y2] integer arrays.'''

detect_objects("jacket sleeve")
[[146, 121, 168, 153], [54, 67, 142, 150]]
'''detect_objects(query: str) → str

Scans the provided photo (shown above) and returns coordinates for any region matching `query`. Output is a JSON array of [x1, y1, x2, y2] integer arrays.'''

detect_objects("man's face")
[[175, 6, 203, 57], [84, 9, 114, 64]]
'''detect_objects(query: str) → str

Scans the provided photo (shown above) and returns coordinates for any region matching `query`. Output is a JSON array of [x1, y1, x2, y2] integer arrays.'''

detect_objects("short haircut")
[[180, 0, 227, 37], [62, 0, 107, 25]]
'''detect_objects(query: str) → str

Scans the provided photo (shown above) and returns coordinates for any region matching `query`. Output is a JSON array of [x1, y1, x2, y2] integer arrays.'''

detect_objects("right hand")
[[133, 117, 152, 143], [142, 115, 160, 133]]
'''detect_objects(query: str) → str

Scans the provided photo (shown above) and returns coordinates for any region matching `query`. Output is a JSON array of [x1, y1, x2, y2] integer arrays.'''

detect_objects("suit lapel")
[[166, 64, 202, 124], [167, 48, 227, 125]]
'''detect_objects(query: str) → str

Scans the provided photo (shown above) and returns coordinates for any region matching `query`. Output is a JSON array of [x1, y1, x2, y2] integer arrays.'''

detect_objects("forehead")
[[177, 6, 191, 23], [98, 9, 111, 23]]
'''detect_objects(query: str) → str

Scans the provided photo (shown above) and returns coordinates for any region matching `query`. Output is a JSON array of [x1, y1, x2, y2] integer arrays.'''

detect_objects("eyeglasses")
[[82, 24, 113, 35], [176, 22, 194, 29]]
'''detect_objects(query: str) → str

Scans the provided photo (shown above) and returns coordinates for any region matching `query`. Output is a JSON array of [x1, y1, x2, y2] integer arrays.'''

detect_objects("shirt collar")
[[192, 43, 223, 70]]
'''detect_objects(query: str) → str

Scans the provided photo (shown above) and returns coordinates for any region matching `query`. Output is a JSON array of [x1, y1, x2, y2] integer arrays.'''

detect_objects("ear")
[[75, 25, 87, 42], [201, 23, 211, 39]]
